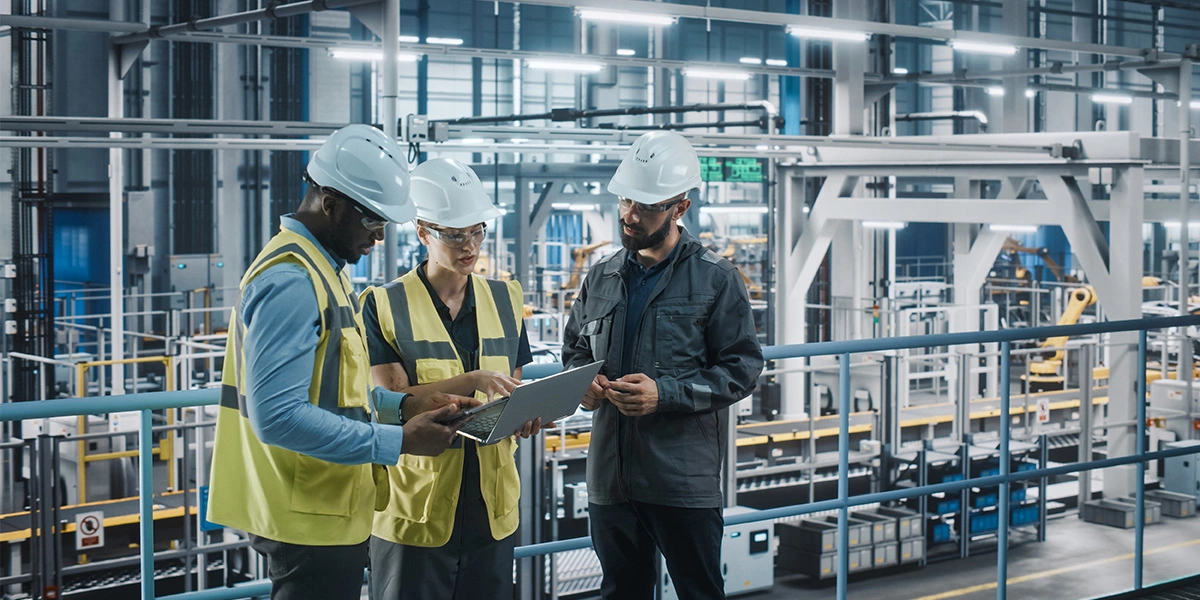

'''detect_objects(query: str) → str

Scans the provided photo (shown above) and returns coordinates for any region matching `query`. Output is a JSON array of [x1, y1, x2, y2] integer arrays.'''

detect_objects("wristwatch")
[[376, 390, 412, 426]]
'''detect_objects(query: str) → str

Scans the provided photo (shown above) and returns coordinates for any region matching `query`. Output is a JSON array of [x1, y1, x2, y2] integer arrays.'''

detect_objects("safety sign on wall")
[[1036, 398, 1050, 424], [75, 511, 105, 551]]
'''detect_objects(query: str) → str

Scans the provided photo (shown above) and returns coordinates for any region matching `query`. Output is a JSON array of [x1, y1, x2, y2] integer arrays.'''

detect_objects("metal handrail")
[[2, 315, 1198, 600]]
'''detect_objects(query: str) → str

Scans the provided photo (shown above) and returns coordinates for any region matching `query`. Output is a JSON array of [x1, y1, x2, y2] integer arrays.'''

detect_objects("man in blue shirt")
[[208, 125, 476, 600]]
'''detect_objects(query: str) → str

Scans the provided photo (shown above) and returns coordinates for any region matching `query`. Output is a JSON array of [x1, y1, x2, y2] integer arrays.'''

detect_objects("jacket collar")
[[601, 226, 703, 277]]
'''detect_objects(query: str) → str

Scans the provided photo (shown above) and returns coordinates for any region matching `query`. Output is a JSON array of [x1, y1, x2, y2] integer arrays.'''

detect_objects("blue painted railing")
[[2, 315, 1198, 600]]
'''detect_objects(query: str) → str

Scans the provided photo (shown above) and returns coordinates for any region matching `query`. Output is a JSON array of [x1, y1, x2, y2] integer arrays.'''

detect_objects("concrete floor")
[[755, 514, 1200, 600]]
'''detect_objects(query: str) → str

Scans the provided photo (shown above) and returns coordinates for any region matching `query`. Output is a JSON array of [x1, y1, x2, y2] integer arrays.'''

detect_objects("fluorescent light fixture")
[[458, 138, 487, 144], [683, 68, 751, 81], [1025, 89, 1037, 98], [700, 205, 770, 214], [892, 67, 909, 75], [526, 59, 605, 73], [949, 40, 1018, 56], [765, 59, 788, 67], [986, 86, 1005, 96], [1162, 221, 1199, 228], [862, 221, 906, 230], [616, 48, 636, 56], [1092, 92, 1133, 105], [755, 145, 769, 150], [787, 25, 870, 42], [509, 138, 530, 143], [739, 57, 763, 65], [1178, 100, 1200, 109], [329, 49, 420, 62], [426, 36, 464, 45], [398, 35, 419, 43], [990, 224, 1038, 233], [577, 9, 676, 26], [551, 203, 598, 211]]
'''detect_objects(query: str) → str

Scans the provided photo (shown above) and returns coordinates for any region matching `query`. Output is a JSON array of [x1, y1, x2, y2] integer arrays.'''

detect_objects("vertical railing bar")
[[837, 352, 851, 600], [140, 408, 154, 599], [997, 341, 1011, 600], [1134, 330, 1147, 590]]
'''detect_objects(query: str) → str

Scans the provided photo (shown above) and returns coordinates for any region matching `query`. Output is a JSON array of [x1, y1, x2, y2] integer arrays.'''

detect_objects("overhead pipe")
[[596, 116, 786, 132], [895, 110, 990, 131], [110, 0, 378, 46], [435, 101, 779, 127]]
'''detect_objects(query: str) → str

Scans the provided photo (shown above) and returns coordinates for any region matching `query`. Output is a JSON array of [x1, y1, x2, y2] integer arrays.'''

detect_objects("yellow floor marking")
[[911, 538, 1200, 600]]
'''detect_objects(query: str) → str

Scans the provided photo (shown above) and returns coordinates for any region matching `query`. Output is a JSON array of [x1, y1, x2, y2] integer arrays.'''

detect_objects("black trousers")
[[589, 500, 725, 600], [368, 441, 516, 600], [249, 534, 368, 600]]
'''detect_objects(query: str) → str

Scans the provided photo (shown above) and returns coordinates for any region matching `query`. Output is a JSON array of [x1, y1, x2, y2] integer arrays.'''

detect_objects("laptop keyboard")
[[461, 403, 505, 439]]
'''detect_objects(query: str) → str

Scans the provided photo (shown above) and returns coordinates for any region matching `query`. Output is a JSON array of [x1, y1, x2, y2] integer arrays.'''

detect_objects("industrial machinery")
[[552, 240, 610, 309], [1024, 286, 1096, 391], [998, 238, 1078, 285]]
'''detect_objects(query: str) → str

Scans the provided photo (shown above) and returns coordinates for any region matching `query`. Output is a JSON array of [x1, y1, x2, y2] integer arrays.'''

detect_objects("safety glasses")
[[617, 196, 684, 215], [425, 224, 487, 248]]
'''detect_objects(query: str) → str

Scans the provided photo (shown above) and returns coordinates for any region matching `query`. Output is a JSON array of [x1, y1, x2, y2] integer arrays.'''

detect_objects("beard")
[[328, 208, 365, 264], [619, 216, 673, 252]]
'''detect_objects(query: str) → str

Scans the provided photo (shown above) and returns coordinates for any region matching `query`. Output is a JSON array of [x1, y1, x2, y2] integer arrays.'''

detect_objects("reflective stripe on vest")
[[206, 227, 378, 546], [366, 270, 525, 547]]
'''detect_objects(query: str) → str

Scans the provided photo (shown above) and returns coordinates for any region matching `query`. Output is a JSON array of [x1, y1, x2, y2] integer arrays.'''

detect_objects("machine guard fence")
[[2, 315, 1198, 600]]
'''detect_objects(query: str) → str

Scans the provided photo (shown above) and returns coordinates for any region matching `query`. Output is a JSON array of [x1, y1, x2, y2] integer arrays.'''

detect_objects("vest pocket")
[[338, 328, 369, 408], [491, 438, 521, 518], [385, 455, 438, 523], [290, 455, 360, 517], [415, 359, 455, 384]]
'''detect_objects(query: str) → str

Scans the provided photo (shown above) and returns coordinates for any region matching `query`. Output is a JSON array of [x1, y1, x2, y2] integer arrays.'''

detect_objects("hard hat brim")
[[419, 204, 503, 229]]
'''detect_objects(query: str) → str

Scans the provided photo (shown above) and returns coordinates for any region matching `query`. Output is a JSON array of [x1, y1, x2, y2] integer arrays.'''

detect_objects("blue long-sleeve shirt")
[[240, 215, 406, 466]]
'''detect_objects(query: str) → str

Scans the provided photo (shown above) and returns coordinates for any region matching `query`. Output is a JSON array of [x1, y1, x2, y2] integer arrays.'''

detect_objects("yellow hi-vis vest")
[[207, 226, 383, 546], [364, 269, 524, 547]]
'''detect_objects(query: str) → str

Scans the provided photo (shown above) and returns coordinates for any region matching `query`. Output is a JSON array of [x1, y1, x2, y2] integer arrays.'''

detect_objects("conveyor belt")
[[731, 386, 1110, 448], [541, 387, 1112, 453], [0, 490, 197, 543]]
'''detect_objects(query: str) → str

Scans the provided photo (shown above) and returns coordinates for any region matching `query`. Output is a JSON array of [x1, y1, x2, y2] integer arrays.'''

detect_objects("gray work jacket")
[[562, 228, 764, 508]]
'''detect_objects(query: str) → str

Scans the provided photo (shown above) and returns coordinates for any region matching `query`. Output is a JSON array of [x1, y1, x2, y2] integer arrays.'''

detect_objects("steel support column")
[[109, 2, 126, 392], [381, 0, 400, 281]]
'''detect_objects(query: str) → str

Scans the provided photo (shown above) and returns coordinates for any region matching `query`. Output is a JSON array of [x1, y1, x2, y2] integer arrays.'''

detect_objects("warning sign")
[[75, 511, 105, 551], [1036, 398, 1050, 424]]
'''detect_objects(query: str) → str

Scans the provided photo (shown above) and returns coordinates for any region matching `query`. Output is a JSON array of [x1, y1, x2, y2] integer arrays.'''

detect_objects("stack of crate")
[[776, 508, 928, 580], [870, 507, 926, 565]]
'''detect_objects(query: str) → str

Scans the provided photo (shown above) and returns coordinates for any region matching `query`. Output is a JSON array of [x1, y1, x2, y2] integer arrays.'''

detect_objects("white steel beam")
[[820, 198, 1053, 224], [953, 228, 1007, 310], [107, 14, 126, 393], [1104, 166, 1147, 499], [489, 0, 1161, 58], [790, 176, 860, 301], [1039, 175, 1114, 300]]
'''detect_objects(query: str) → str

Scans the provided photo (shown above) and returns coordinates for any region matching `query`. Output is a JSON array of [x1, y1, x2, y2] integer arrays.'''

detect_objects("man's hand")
[[470, 370, 522, 401], [401, 390, 481, 422], [582, 373, 611, 411], [605, 373, 659, 417], [401, 404, 467, 457]]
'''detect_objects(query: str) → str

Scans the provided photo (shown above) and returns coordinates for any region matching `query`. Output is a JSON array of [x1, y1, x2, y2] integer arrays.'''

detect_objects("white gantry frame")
[[776, 130, 1199, 499]]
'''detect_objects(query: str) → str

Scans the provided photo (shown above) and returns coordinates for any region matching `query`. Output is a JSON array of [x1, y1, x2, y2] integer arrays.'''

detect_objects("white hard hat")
[[306, 124, 415, 223], [606, 131, 702, 205], [410, 158, 502, 229]]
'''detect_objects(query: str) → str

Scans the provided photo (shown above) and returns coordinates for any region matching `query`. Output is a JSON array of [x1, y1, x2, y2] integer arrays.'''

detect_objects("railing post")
[[140, 408, 154, 599], [1134, 330, 1147, 590], [837, 352, 850, 600], [997, 341, 1011, 600]]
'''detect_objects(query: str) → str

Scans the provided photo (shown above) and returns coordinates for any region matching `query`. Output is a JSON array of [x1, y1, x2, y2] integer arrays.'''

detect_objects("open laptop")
[[448, 360, 603, 445]]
